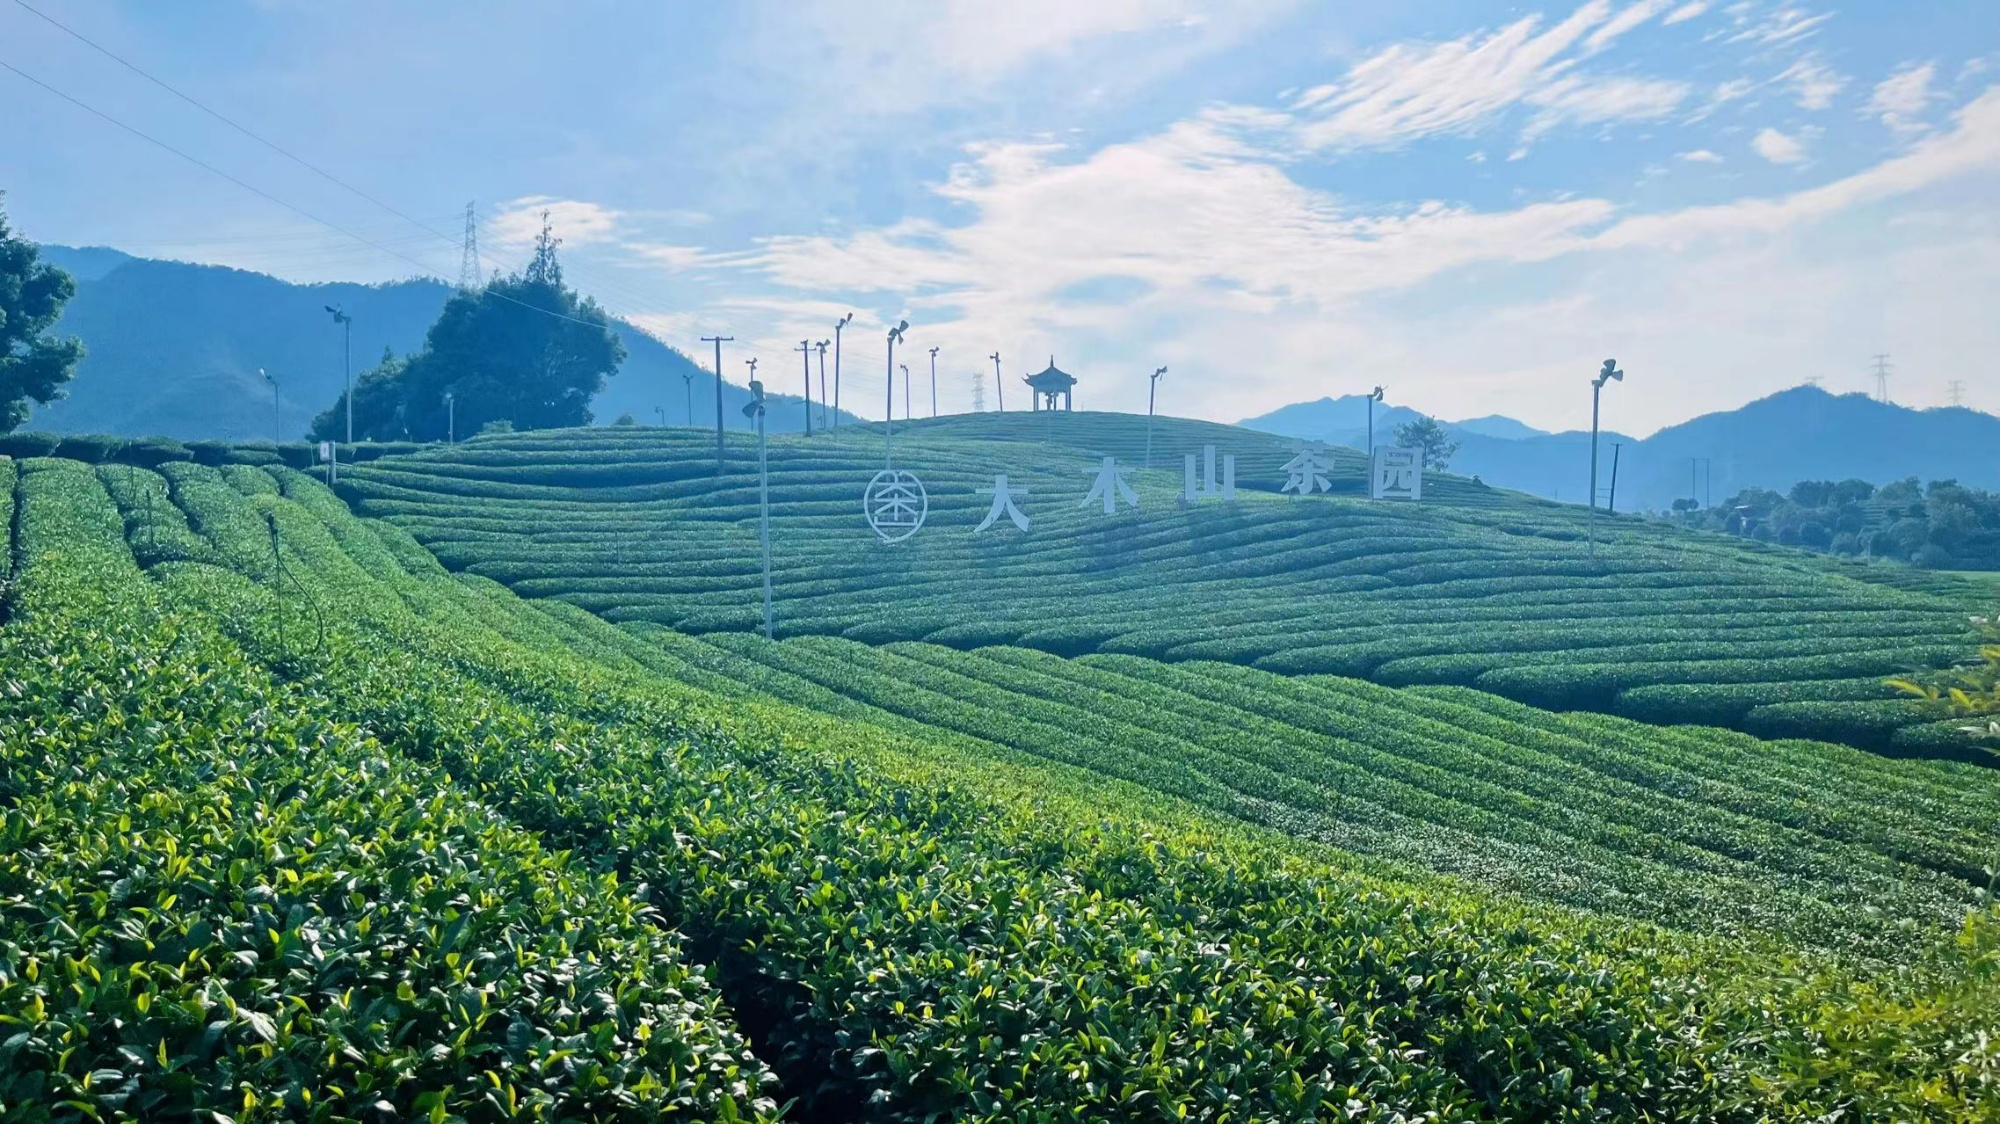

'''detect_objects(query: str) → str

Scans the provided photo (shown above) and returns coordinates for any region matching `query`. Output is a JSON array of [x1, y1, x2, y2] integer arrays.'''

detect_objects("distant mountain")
[[1449, 414, 1548, 441], [1244, 386, 2000, 509], [25, 246, 845, 443], [1235, 395, 1553, 450]]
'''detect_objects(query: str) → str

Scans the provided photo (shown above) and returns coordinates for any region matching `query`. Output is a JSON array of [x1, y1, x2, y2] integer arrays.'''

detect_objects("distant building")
[[1025, 357, 1077, 412]]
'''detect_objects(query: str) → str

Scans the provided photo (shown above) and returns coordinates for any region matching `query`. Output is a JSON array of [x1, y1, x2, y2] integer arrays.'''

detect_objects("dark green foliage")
[[1677, 476, 2000, 570], [1393, 413, 1460, 470], [0, 203, 84, 434], [0, 431, 61, 458], [309, 221, 624, 442], [50, 433, 125, 462]]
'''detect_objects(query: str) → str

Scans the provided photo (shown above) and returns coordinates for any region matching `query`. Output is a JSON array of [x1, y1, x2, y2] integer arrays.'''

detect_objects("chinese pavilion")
[[1025, 357, 1076, 412]]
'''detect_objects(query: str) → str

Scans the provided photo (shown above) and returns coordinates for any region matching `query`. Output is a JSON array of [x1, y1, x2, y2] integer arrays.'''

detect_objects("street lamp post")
[[900, 363, 910, 422], [655, 405, 666, 428], [260, 368, 279, 447], [884, 320, 908, 466], [1589, 359, 1625, 553], [1366, 386, 1385, 452], [991, 352, 1003, 413], [445, 390, 456, 444], [324, 306, 352, 444], [833, 313, 853, 432], [1145, 365, 1166, 468], [795, 339, 814, 436], [682, 373, 694, 426], [929, 346, 939, 418], [815, 341, 830, 430]]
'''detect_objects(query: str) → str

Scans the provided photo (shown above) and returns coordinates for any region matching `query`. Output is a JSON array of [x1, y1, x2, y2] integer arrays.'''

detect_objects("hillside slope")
[[341, 413, 1986, 756], [10, 448, 2000, 1117], [25, 248, 844, 441]]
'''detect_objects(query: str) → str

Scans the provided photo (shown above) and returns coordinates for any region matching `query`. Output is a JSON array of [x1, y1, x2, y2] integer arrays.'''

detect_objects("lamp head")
[[1371, 385, 1385, 400], [838, 313, 853, 328], [1155, 366, 1168, 377], [259, 367, 271, 384]]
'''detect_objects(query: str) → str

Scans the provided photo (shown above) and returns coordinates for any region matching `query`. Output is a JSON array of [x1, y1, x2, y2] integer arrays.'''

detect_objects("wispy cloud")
[[1677, 148, 1724, 162], [490, 197, 623, 250], [1287, 1, 1686, 150], [1778, 55, 1845, 110], [1725, 4, 1833, 47], [1870, 63, 1939, 132], [1751, 125, 1808, 163], [1662, 2, 1709, 26]]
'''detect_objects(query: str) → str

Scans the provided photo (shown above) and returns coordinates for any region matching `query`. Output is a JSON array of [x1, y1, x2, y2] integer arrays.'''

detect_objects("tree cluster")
[[1678, 477, 2000, 569], [311, 217, 623, 442], [0, 198, 84, 433], [1393, 415, 1460, 470]]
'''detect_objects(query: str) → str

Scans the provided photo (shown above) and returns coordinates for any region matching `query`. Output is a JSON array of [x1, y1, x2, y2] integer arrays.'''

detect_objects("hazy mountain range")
[[24, 245, 1998, 512], [28, 245, 847, 443], [1239, 390, 2000, 510]]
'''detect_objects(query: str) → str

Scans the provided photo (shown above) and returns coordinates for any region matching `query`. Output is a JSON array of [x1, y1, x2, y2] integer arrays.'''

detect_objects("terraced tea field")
[[6, 450, 1999, 1119], [344, 417, 1987, 754]]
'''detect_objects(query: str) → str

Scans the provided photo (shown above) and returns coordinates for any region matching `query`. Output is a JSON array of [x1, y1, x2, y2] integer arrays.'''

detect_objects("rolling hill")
[[4, 429, 1995, 1118], [25, 245, 847, 442]]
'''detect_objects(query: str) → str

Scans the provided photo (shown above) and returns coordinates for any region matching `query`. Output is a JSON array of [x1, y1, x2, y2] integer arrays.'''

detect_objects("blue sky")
[[3, 0, 1996, 434]]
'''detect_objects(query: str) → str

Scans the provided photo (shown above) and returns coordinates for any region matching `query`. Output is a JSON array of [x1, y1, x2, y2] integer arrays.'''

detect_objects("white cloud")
[[489, 197, 623, 249], [1288, 1, 1687, 149], [1662, 1, 1709, 25], [1870, 63, 1939, 132], [1726, 5, 1832, 47], [1677, 148, 1724, 162], [1751, 126, 1807, 164], [1584, 0, 1672, 54], [1778, 56, 1845, 110], [1524, 73, 1691, 137]]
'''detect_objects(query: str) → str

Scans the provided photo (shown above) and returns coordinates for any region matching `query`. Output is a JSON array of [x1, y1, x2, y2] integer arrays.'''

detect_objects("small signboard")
[[1370, 445, 1422, 501]]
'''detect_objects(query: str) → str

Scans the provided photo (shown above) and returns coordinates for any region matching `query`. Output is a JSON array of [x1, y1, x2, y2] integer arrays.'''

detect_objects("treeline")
[[1676, 477, 2000, 569], [310, 216, 622, 442]]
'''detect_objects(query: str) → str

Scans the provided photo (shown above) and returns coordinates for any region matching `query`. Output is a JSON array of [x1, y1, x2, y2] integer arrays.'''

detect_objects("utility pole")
[[833, 313, 853, 432], [325, 305, 352, 444], [884, 320, 908, 466], [991, 352, 1004, 413], [1589, 359, 1625, 554], [702, 335, 733, 474], [1607, 441, 1623, 514], [1366, 386, 1385, 451], [258, 368, 280, 446], [815, 341, 830, 429], [1871, 353, 1893, 403], [1146, 366, 1167, 468], [796, 340, 815, 436], [929, 346, 939, 418]]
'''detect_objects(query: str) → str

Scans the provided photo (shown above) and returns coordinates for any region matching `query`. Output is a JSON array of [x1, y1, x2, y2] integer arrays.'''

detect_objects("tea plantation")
[[3, 445, 1998, 1119], [343, 415, 1988, 756]]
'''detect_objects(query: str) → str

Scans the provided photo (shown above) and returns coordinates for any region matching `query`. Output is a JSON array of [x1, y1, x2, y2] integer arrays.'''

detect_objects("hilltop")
[[341, 411, 1988, 758]]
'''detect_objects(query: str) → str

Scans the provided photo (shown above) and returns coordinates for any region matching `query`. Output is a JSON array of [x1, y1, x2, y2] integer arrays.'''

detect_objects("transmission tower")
[[972, 369, 987, 412], [1947, 379, 1966, 406], [1870, 353, 1892, 403], [457, 201, 481, 291]]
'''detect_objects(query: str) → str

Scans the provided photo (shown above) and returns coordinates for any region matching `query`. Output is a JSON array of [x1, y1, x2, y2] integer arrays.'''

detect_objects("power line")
[[11, 0, 463, 250], [0, 55, 618, 334]]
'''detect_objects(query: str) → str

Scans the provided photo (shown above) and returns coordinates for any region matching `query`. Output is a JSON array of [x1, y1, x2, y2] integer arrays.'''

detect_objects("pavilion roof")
[[1024, 359, 1077, 390]]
